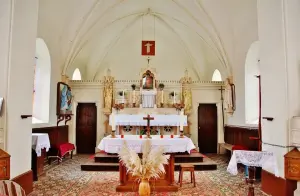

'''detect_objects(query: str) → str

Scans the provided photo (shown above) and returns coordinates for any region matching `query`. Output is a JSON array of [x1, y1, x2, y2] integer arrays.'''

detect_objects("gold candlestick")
[[179, 130, 184, 138], [111, 130, 116, 138]]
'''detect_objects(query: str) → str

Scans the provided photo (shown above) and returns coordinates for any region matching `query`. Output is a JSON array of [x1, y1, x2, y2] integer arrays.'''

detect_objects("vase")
[[138, 179, 150, 196]]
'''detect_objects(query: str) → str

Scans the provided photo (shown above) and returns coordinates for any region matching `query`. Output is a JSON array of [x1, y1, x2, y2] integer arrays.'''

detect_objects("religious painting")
[[0, 97, 3, 116], [56, 82, 73, 115], [142, 70, 154, 90], [141, 40, 155, 56]]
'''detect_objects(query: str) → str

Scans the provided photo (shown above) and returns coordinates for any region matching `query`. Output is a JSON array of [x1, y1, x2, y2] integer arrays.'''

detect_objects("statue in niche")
[[103, 69, 114, 113], [180, 69, 192, 115], [224, 78, 235, 116], [142, 70, 154, 90]]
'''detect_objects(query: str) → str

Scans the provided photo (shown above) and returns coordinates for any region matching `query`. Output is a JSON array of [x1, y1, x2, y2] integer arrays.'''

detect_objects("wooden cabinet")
[[0, 148, 10, 180]]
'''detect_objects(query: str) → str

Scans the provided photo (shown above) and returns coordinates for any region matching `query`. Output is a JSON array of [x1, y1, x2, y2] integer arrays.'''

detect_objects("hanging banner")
[[141, 41, 155, 56]]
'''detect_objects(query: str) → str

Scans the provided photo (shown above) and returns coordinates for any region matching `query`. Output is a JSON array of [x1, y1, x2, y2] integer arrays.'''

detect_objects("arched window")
[[32, 38, 51, 124], [212, 69, 222, 81], [245, 41, 260, 125], [72, 68, 82, 80]]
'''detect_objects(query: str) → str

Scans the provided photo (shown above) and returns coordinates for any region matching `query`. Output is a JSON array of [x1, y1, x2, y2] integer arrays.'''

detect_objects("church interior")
[[1, 0, 300, 195]]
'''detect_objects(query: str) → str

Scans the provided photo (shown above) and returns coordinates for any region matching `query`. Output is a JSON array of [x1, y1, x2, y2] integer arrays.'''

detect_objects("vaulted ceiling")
[[37, 0, 258, 80]]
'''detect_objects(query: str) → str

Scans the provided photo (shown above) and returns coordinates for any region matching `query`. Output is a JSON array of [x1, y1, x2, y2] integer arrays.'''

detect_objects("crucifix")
[[143, 114, 154, 138]]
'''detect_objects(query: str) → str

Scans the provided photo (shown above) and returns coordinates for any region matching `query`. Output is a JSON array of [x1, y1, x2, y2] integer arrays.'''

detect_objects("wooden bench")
[[218, 143, 234, 154]]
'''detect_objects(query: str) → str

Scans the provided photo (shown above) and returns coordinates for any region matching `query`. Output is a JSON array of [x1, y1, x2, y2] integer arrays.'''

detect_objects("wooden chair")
[[0, 180, 26, 196], [178, 164, 196, 187]]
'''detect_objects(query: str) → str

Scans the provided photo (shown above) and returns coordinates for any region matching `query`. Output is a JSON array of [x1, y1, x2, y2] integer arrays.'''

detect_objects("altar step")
[[81, 157, 217, 171], [81, 152, 217, 171], [93, 152, 204, 163]]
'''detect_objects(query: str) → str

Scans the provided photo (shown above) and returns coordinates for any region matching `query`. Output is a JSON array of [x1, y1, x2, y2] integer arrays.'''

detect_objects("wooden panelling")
[[32, 125, 69, 148], [12, 170, 33, 195], [224, 125, 259, 150], [261, 169, 297, 196]]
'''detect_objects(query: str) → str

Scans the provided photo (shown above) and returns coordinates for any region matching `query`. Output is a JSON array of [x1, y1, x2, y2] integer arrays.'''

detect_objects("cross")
[[144, 42, 153, 54], [143, 114, 154, 138], [218, 86, 225, 129]]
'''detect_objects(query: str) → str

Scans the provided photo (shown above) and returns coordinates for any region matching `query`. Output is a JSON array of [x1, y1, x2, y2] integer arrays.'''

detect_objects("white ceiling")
[[37, 0, 258, 80]]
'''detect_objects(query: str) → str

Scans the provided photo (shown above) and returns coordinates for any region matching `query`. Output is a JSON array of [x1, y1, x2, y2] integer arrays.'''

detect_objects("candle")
[[122, 90, 125, 103], [111, 113, 116, 130], [173, 91, 176, 104], [133, 90, 136, 103], [179, 110, 184, 131], [161, 90, 164, 103]]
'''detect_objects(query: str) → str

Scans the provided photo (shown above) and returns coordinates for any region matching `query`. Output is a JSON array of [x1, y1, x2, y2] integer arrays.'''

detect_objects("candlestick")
[[122, 90, 125, 103], [133, 90, 136, 103], [173, 91, 175, 104], [111, 113, 116, 131], [179, 110, 184, 131], [161, 90, 164, 103]]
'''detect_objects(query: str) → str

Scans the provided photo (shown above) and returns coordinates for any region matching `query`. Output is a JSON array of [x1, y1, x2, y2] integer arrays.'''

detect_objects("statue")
[[103, 69, 114, 113], [180, 69, 192, 115], [224, 78, 235, 115], [142, 71, 154, 89]]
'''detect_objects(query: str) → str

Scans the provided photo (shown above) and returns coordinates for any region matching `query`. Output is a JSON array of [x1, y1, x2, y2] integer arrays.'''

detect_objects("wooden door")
[[76, 103, 97, 154], [198, 104, 218, 153]]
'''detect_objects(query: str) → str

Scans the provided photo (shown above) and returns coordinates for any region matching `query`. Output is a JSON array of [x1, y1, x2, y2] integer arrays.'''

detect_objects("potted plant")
[[118, 91, 126, 96], [118, 140, 170, 196], [169, 92, 176, 97], [158, 83, 164, 90], [131, 84, 136, 90]]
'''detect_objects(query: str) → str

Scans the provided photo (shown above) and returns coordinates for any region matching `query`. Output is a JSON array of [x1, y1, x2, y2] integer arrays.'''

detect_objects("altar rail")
[[224, 125, 259, 150]]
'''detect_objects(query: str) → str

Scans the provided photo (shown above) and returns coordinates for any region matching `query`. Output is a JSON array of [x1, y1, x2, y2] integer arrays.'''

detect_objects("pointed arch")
[[245, 41, 260, 124], [212, 69, 222, 81], [72, 68, 82, 80]]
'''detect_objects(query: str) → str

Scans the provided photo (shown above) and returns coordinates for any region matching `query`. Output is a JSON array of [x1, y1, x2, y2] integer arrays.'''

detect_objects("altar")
[[98, 135, 196, 192]]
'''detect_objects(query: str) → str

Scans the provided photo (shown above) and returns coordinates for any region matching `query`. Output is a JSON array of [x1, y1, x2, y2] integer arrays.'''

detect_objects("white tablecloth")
[[141, 90, 156, 108], [98, 135, 196, 154], [32, 133, 50, 157], [227, 150, 279, 177], [110, 114, 187, 126]]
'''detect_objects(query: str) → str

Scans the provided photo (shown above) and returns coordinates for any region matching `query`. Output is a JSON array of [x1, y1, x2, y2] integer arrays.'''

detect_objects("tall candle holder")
[[111, 130, 116, 138], [179, 130, 184, 138]]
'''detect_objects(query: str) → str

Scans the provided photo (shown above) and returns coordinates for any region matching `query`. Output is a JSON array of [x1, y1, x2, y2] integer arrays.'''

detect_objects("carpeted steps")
[[81, 151, 217, 171]]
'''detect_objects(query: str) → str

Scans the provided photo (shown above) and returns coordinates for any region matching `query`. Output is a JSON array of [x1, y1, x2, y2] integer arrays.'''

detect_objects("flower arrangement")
[[118, 140, 170, 180], [113, 103, 124, 111], [174, 103, 185, 111], [158, 83, 165, 90], [118, 91, 126, 96], [169, 92, 176, 97], [131, 84, 136, 90]]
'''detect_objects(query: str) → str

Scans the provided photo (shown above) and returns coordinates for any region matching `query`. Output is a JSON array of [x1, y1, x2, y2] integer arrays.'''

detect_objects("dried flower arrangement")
[[118, 140, 170, 180]]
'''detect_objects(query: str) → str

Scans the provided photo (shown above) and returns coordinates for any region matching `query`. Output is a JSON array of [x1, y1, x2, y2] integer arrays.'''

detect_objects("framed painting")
[[142, 70, 154, 90], [0, 97, 3, 116], [56, 82, 73, 115]]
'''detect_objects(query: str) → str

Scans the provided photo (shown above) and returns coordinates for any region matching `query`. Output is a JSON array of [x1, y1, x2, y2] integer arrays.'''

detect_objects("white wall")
[[257, 0, 300, 178], [0, 0, 39, 178]]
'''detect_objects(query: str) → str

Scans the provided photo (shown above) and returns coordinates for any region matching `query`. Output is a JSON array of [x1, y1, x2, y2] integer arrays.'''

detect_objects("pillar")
[[0, 0, 39, 179], [258, 0, 300, 193]]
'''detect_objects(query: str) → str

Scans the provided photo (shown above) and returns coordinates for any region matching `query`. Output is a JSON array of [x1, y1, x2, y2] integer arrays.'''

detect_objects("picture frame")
[[0, 97, 3, 116], [56, 82, 73, 115]]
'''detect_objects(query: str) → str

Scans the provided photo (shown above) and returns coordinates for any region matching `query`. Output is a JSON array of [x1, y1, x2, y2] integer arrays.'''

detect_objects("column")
[[216, 102, 225, 154], [0, 0, 39, 178], [70, 101, 78, 154], [95, 102, 104, 152], [258, 0, 300, 183]]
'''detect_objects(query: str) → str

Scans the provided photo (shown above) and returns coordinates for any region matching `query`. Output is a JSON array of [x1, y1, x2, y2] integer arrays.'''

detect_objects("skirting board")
[[11, 170, 33, 195], [261, 169, 297, 196]]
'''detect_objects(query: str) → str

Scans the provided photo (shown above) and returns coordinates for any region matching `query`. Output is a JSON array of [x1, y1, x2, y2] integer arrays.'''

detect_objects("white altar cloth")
[[227, 150, 279, 177], [109, 114, 187, 126], [98, 135, 196, 154], [141, 90, 156, 108], [32, 133, 50, 157]]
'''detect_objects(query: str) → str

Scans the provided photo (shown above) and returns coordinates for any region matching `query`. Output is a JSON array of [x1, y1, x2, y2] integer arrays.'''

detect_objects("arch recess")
[[245, 41, 260, 125], [72, 68, 82, 80], [212, 69, 222, 81], [32, 38, 51, 124]]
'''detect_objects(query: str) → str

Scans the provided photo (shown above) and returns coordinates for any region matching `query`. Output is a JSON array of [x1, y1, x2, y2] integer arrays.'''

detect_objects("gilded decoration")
[[180, 69, 192, 115], [103, 69, 114, 114]]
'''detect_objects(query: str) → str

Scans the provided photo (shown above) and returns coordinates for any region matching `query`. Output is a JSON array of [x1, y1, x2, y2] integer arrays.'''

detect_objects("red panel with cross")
[[141, 41, 155, 56]]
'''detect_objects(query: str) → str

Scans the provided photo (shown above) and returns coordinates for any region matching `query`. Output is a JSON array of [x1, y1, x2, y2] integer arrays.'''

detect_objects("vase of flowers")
[[118, 140, 170, 196]]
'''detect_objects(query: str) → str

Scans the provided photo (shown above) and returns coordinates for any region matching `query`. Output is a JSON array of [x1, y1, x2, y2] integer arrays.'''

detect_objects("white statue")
[[224, 78, 234, 115]]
